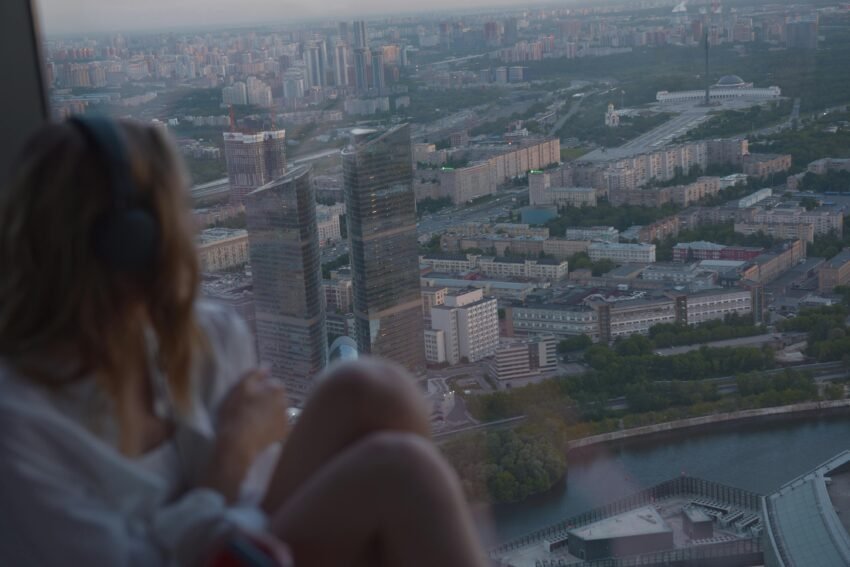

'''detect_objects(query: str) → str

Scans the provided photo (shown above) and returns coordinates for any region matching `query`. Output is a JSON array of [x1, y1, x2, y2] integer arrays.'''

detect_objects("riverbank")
[[492, 412, 850, 542], [567, 399, 850, 452]]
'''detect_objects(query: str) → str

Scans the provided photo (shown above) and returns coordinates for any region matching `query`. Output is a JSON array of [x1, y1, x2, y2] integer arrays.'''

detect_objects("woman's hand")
[[201, 369, 289, 502]]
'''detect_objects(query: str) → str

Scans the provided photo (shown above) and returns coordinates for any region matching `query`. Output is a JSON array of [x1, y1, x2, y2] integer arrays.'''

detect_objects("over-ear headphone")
[[69, 116, 159, 273]]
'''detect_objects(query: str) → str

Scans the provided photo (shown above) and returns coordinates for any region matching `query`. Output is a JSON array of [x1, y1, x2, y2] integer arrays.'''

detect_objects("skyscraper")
[[342, 125, 426, 374], [245, 165, 327, 401], [353, 47, 370, 92], [353, 20, 368, 49], [338, 21, 351, 44], [305, 41, 325, 88], [504, 17, 518, 45], [334, 42, 349, 86], [370, 48, 385, 92], [785, 18, 819, 50], [223, 130, 286, 204]]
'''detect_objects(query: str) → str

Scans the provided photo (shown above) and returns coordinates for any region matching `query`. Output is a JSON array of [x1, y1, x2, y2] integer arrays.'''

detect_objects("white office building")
[[430, 288, 499, 365]]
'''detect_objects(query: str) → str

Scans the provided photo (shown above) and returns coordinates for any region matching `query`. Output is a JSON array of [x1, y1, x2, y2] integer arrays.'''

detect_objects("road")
[[580, 105, 714, 162], [751, 97, 801, 137], [549, 90, 590, 137], [417, 188, 526, 236], [190, 147, 341, 202], [653, 333, 785, 356]]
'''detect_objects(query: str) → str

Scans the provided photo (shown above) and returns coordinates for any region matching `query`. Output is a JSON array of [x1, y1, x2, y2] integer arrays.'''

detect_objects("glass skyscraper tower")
[[245, 165, 327, 401], [342, 125, 426, 375]]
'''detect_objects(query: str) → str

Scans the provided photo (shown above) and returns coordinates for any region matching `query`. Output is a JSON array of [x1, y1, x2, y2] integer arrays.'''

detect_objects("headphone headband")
[[68, 116, 159, 273]]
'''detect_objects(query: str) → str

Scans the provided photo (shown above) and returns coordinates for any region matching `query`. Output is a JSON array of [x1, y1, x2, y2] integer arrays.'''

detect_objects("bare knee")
[[352, 431, 462, 498], [312, 358, 430, 432]]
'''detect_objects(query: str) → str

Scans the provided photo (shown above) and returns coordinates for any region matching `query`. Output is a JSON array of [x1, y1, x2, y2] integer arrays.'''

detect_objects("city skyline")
[[38, 0, 549, 35]]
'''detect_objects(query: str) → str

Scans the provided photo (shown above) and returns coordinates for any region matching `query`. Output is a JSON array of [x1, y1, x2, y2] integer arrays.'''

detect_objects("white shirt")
[[0, 301, 273, 566]]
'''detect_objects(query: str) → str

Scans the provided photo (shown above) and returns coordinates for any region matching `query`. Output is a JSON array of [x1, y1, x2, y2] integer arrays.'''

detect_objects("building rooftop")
[[825, 249, 850, 269], [715, 74, 747, 87], [746, 152, 788, 162], [674, 241, 726, 251], [607, 263, 648, 279], [698, 259, 747, 269], [764, 450, 850, 567], [421, 275, 541, 291], [422, 253, 472, 262], [683, 506, 711, 523], [197, 227, 248, 245], [569, 506, 672, 541]]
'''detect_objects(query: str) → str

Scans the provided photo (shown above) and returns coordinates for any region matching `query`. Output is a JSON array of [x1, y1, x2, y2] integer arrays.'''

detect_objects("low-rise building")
[[478, 257, 569, 280], [681, 289, 752, 326], [752, 206, 843, 237], [673, 241, 764, 262], [609, 187, 673, 207], [324, 270, 354, 314], [197, 228, 250, 272], [420, 254, 569, 280], [670, 176, 722, 207], [509, 303, 600, 340], [641, 263, 704, 285], [743, 153, 792, 179], [735, 188, 772, 208], [315, 203, 345, 246], [489, 335, 558, 381], [734, 221, 815, 243], [626, 216, 679, 243], [742, 239, 807, 284], [440, 232, 588, 261], [438, 162, 495, 203], [593, 297, 678, 342], [193, 202, 245, 228], [588, 242, 656, 264], [818, 248, 850, 293], [565, 226, 619, 242]]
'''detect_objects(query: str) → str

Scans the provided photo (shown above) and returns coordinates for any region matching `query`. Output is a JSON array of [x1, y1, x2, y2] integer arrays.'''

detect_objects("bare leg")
[[262, 358, 431, 513], [269, 431, 488, 567]]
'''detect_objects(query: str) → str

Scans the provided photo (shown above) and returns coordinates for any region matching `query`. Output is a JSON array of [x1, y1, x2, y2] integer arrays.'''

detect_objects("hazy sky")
[[38, 0, 525, 35]]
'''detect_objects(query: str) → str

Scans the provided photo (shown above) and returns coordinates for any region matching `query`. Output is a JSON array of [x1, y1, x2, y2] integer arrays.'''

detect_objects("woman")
[[0, 118, 488, 567]]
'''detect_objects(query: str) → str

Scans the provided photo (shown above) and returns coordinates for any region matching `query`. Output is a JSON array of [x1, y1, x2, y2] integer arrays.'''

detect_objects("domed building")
[[714, 75, 753, 89], [657, 73, 779, 104]]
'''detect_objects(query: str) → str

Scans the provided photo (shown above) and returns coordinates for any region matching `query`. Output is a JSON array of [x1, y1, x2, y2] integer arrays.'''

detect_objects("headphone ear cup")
[[92, 209, 159, 272]]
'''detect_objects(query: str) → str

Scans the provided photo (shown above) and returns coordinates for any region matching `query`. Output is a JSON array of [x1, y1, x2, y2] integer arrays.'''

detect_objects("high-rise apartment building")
[[342, 125, 426, 374], [503, 17, 518, 45], [245, 165, 327, 401], [334, 42, 349, 86], [223, 130, 286, 203], [786, 18, 819, 50], [305, 41, 325, 88], [338, 21, 351, 44], [353, 48, 370, 92], [353, 20, 368, 48], [371, 48, 386, 91]]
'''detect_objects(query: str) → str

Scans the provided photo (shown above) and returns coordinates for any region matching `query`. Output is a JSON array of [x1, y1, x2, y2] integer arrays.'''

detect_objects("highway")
[[190, 147, 341, 202], [653, 333, 790, 356], [416, 188, 526, 236], [549, 89, 591, 137]]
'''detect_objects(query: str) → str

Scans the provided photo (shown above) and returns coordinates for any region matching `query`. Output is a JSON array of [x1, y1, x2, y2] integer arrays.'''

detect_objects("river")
[[491, 413, 850, 543]]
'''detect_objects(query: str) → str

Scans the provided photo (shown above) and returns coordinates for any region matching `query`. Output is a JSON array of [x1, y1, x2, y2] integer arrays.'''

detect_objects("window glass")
[[33, 0, 850, 563]]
